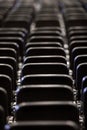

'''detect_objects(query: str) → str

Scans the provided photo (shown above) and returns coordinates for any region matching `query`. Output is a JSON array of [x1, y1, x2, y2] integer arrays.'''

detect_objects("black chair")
[[25, 47, 66, 57], [69, 40, 87, 68], [24, 55, 67, 64], [76, 63, 87, 100], [28, 36, 64, 46], [74, 55, 87, 79], [82, 87, 87, 129], [65, 16, 87, 28], [0, 105, 6, 130], [0, 31, 26, 39], [81, 76, 87, 101], [0, 87, 8, 117], [4, 16, 32, 29], [34, 27, 61, 33], [0, 64, 15, 90], [0, 42, 19, 60], [0, 56, 17, 83], [4, 121, 80, 130], [25, 42, 62, 50], [21, 74, 73, 88], [70, 47, 87, 70], [68, 30, 87, 38], [68, 26, 87, 32], [28, 31, 62, 38], [21, 63, 69, 76], [0, 74, 12, 115], [15, 101, 79, 124], [35, 18, 60, 27], [69, 35, 87, 43], [0, 37, 24, 58], [63, 8, 85, 15], [16, 84, 74, 104], [0, 48, 17, 62], [0, 28, 28, 35]]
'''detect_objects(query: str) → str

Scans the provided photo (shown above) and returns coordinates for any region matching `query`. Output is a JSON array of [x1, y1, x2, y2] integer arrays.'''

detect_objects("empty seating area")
[[0, 0, 87, 130]]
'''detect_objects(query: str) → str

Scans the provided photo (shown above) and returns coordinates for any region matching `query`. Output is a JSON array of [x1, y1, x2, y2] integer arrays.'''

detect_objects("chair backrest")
[[4, 121, 80, 130], [0, 105, 6, 130], [68, 26, 87, 32], [68, 30, 87, 38], [15, 101, 79, 124], [74, 55, 87, 79], [28, 36, 64, 46], [0, 87, 8, 117], [0, 37, 24, 57], [0, 42, 19, 59], [0, 31, 25, 39], [35, 18, 60, 27], [28, 31, 61, 38], [24, 55, 67, 64], [25, 47, 66, 57], [25, 42, 62, 49], [0, 74, 12, 115], [71, 47, 87, 70], [0, 28, 28, 35], [21, 63, 69, 76], [0, 56, 17, 83], [69, 40, 87, 69], [69, 35, 87, 43], [0, 63, 15, 90], [4, 15, 32, 29], [0, 48, 17, 61], [81, 76, 87, 101], [21, 74, 73, 88], [16, 84, 74, 104], [65, 16, 87, 28], [34, 27, 61, 32], [82, 87, 87, 129], [76, 63, 87, 100]]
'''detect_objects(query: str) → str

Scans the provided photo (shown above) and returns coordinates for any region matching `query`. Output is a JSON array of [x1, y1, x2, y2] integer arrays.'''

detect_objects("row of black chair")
[[0, 0, 35, 130], [12, 1, 80, 130], [0, 0, 19, 129], [61, 0, 87, 129]]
